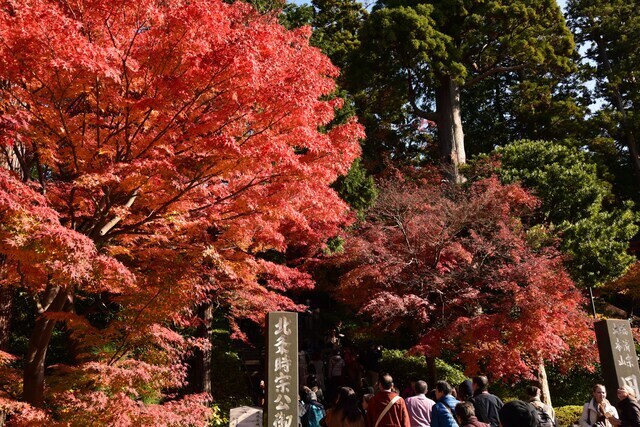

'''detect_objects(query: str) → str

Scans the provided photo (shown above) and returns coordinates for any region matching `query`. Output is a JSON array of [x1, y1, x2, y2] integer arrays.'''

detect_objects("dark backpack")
[[531, 403, 554, 427]]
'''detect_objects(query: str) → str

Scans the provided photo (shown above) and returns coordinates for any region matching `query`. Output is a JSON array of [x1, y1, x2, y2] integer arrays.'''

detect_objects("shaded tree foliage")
[[331, 170, 595, 379]]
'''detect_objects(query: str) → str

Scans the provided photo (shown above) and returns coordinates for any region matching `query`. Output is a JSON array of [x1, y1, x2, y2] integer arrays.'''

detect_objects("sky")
[[291, 0, 570, 11]]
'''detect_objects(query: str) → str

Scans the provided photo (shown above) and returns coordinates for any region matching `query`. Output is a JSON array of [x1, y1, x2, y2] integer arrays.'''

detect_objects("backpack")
[[302, 401, 325, 427], [531, 403, 554, 427]]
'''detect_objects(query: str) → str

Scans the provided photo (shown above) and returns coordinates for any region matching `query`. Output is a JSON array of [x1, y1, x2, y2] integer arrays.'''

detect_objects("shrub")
[[555, 405, 583, 427], [378, 349, 466, 390]]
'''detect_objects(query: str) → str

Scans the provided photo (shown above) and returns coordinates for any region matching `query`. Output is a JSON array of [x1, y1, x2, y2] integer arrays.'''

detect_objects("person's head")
[[335, 387, 362, 422], [617, 385, 636, 401], [458, 380, 473, 401], [414, 380, 428, 395], [526, 385, 541, 400], [379, 373, 394, 391], [435, 380, 452, 400], [472, 375, 489, 393], [307, 374, 319, 389], [593, 384, 607, 403], [498, 400, 538, 427], [455, 401, 476, 425], [362, 393, 374, 411]]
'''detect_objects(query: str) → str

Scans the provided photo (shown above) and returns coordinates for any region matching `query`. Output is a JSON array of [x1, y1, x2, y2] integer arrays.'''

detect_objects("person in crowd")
[[430, 380, 459, 427], [405, 380, 435, 427], [526, 385, 556, 426], [498, 400, 538, 427], [454, 401, 489, 427], [579, 384, 618, 427], [326, 329, 342, 351], [310, 353, 327, 391], [458, 380, 473, 402], [307, 373, 325, 404], [258, 379, 266, 407], [363, 344, 383, 388], [361, 379, 375, 399], [344, 346, 363, 388], [366, 373, 411, 427], [323, 387, 366, 427], [302, 390, 326, 427], [329, 350, 346, 390], [402, 380, 417, 399], [470, 375, 503, 427], [606, 385, 640, 427], [362, 393, 374, 415], [300, 393, 308, 427]]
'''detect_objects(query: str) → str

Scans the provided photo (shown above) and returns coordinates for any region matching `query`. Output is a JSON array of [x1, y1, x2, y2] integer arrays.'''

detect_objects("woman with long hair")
[[323, 387, 365, 427]]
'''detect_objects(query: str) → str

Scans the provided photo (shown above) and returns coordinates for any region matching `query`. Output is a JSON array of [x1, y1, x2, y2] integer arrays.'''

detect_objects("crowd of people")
[[297, 372, 640, 427], [291, 326, 640, 427]]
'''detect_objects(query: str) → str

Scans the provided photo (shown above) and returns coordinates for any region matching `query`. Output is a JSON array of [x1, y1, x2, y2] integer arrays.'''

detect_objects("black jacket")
[[470, 392, 503, 427], [616, 397, 640, 427]]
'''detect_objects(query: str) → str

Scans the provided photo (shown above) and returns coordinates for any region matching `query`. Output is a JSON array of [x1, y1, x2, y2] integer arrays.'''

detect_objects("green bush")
[[555, 405, 583, 427], [378, 349, 466, 390]]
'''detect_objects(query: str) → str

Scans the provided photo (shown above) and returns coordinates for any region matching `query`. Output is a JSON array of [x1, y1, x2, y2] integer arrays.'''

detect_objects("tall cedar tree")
[[567, 0, 640, 195], [0, 0, 363, 423], [349, 0, 574, 181], [332, 171, 595, 379]]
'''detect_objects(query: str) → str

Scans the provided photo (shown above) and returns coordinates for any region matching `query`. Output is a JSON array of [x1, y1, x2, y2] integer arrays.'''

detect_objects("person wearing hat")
[[606, 385, 640, 427], [498, 400, 538, 427]]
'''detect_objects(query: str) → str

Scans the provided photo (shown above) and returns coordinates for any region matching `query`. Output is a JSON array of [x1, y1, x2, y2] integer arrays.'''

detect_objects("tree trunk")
[[435, 75, 466, 183], [192, 303, 214, 395], [426, 356, 437, 391], [537, 360, 552, 407], [23, 286, 70, 407], [0, 288, 12, 350], [0, 256, 11, 351]]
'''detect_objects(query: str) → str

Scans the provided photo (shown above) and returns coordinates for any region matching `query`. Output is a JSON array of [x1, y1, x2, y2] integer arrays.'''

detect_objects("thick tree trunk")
[[192, 303, 214, 395], [435, 75, 466, 183], [23, 286, 70, 407], [537, 361, 552, 407]]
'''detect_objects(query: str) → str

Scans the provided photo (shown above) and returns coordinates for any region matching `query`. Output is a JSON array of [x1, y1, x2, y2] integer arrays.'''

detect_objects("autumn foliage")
[[0, 0, 362, 423], [333, 170, 595, 379]]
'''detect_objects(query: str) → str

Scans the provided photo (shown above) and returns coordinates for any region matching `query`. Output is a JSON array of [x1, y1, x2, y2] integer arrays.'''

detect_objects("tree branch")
[[464, 64, 527, 88]]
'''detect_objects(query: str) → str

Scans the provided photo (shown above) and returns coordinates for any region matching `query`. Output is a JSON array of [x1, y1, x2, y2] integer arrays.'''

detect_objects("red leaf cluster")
[[333, 172, 595, 379], [0, 0, 363, 421]]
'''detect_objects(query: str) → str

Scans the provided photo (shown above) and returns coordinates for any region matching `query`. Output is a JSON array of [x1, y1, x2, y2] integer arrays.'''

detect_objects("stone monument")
[[266, 312, 298, 427], [594, 319, 640, 403]]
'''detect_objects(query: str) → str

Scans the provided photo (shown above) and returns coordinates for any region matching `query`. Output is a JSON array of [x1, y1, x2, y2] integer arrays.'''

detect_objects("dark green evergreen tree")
[[566, 0, 640, 199], [495, 139, 638, 287], [349, 0, 575, 181]]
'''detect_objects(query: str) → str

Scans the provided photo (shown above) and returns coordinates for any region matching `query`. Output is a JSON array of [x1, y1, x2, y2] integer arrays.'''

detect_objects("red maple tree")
[[0, 0, 363, 423], [333, 170, 595, 380]]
